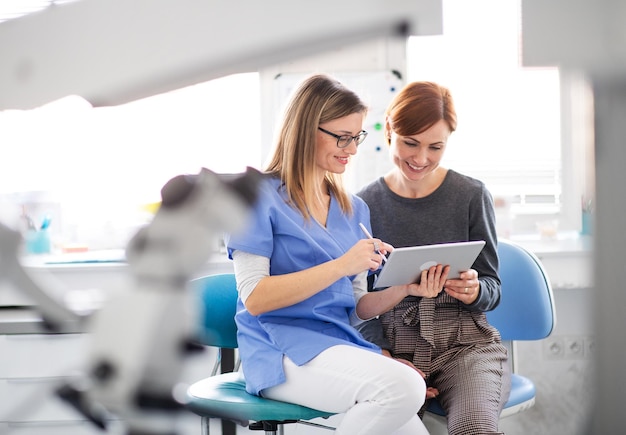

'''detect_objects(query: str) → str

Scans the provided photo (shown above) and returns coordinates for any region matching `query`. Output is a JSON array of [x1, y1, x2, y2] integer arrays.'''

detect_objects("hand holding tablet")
[[372, 240, 486, 289]]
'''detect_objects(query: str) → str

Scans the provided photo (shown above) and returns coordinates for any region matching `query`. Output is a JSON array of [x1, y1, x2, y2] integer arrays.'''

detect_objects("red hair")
[[385, 81, 457, 142]]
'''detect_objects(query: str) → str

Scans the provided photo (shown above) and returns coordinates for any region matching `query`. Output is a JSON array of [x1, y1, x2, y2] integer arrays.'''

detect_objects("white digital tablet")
[[373, 240, 486, 289]]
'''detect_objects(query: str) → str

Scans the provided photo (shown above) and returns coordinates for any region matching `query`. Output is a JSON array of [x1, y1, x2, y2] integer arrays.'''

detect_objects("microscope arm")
[[56, 167, 261, 434], [0, 221, 84, 331]]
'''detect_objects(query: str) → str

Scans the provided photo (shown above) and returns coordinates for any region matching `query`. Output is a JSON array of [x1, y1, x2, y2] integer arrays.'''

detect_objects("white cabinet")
[[0, 333, 106, 434], [0, 332, 221, 435], [536, 252, 593, 289], [513, 236, 593, 289], [0, 421, 107, 435], [1, 255, 232, 435]]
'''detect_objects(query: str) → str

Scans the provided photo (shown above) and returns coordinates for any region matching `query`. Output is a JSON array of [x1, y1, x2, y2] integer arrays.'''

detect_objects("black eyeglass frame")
[[318, 127, 368, 149]]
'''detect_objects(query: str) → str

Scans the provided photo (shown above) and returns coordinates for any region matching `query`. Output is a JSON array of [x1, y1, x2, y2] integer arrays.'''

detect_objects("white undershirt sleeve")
[[231, 250, 269, 303], [350, 270, 372, 326]]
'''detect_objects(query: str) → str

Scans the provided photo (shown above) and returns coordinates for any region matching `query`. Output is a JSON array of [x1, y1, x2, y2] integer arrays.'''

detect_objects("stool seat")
[[186, 371, 335, 425], [426, 373, 536, 418]]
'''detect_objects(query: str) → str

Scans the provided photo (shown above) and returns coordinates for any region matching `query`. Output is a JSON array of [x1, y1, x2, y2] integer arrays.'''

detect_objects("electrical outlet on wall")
[[543, 336, 565, 359], [543, 335, 596, 360], [564, 336, 585, 359]]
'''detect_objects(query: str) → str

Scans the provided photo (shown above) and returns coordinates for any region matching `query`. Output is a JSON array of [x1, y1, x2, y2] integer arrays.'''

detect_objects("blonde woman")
[[226, 74, 431, 435]]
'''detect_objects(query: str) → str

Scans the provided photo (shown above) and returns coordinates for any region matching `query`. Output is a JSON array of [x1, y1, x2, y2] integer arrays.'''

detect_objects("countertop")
[[509, 232, 593, 258]]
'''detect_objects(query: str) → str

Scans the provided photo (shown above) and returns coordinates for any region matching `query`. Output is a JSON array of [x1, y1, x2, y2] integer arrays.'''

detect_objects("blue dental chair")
[[184, 273, 336, 434], [185, 239, 555, 434], [424, 238, 556, 433]]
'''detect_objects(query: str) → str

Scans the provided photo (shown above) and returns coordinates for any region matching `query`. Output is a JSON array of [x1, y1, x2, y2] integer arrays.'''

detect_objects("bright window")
[[1, 0, 583, 253], [0, 74, 262, 250], [406, 0, 570, 236]]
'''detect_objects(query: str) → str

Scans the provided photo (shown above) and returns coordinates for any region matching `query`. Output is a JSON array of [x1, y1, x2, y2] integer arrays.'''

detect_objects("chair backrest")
[[486, 239, 556, 340], [190, 273, 239, 349]]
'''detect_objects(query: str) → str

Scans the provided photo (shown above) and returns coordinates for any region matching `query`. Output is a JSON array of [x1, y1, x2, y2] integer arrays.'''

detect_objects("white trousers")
[[262, 345, 430, 435]]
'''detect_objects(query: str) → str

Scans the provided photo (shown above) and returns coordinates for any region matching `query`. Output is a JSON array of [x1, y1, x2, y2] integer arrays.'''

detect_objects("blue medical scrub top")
[[227, 176, 381, 395]]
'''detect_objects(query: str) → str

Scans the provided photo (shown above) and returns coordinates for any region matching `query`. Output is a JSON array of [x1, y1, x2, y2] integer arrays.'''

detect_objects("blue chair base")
[[186, 371, 335, 429], [426, 373, 536, 419]]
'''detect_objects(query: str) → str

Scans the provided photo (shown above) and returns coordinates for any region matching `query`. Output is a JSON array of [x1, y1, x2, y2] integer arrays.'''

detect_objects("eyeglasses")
[[318, 127, 368, 148]]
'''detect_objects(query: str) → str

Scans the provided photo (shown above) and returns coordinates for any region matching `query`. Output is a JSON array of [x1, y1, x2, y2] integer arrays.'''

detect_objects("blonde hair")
[[265, 74, 368, 220]]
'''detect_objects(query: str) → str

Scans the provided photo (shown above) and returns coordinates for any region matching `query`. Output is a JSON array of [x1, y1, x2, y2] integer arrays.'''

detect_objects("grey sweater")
[[356, 170, 501, 348]]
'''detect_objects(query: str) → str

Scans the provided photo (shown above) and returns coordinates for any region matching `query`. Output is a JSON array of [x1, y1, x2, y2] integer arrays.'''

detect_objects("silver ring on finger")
[[373, 241, 379, 252], [464, 287, 469, 293]]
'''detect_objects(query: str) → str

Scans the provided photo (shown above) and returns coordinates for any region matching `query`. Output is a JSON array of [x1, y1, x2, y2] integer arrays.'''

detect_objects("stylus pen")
[[358, 222, 387, 264]]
